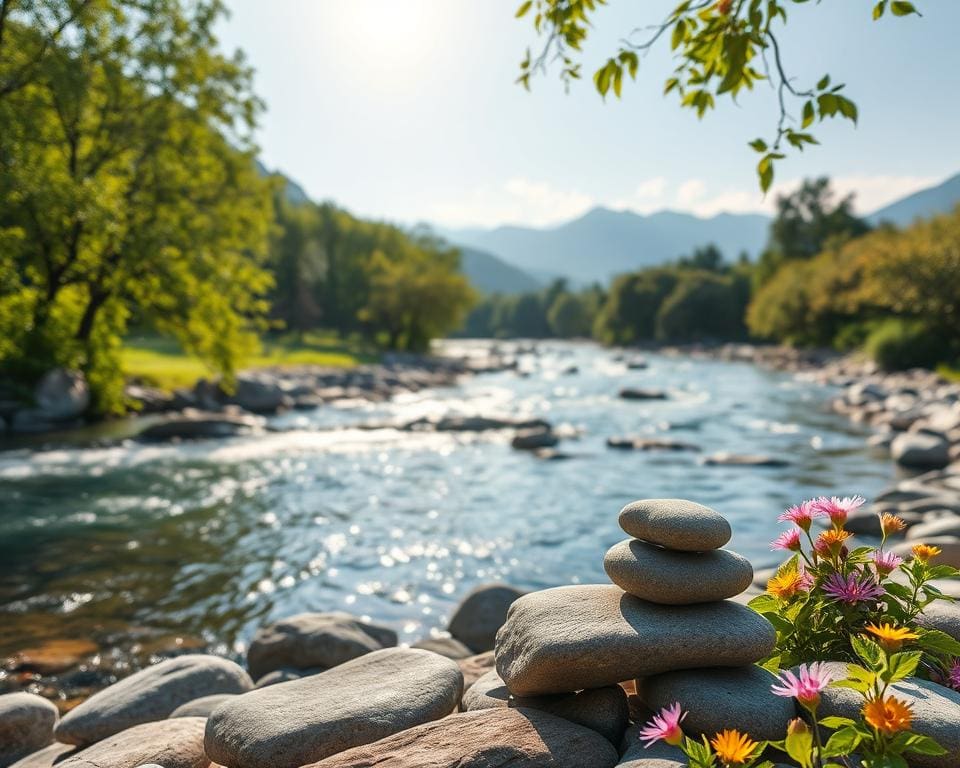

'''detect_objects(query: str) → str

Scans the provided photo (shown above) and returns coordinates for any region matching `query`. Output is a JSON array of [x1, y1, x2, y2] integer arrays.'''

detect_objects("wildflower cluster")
[[749, 496, 960, 679]]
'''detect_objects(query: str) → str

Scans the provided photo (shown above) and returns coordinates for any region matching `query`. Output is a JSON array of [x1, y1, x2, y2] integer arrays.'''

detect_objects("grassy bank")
[[122, 333, 377, 392]]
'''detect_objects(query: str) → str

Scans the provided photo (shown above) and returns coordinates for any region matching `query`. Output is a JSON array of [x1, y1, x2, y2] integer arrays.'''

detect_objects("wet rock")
[[55, 655, 253, 746], [511, 429, 558, 451], [204, 648, 463, 768], [606, 438, 700, 452], [223, 375, 293, 414], [619, 388, 667, 401], [461, 670, 628, 745], [411, 636, 473, 659], [817, 662, 960, 768], [56, 718, 208, 768], [448, 584, 525, 653], [0, 693, 59, 768], [137, 413, 263, 442], [6, 743, 74, 768], [604, 540, 753, 604], [701, 453, 789, 467], [892, 433, 950, 469], [639, 666, 795, 741], [246, 612, 396, 680], [8, 640, 99, 675], [169, 694, 236, 718], [494, 585, 776, 697], [253, 667, 305, 687], [303, 707, 618, 768], [618, 499, 731, 552]]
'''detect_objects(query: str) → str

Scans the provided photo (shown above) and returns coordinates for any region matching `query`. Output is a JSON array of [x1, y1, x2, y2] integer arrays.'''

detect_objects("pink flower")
[[771, 528, 803, 552], [639, 702, 686, 747], [778, 500, 823, 532], [948, 659, 960, 693], [873, 550, 904, 576], [822, 571, 885, 604], [813, 495, 866, 528], [771, 662, 836, 710]]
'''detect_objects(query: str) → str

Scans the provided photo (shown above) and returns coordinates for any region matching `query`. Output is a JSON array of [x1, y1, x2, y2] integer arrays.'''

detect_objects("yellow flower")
[[864, 622, 919, 652], [879, 513, 907, 536], [766, 562, 808, 600], [863, 695, 913, 734], [813, 528, 852, 558], [711, 729, 759, 765], [912, 543, 941, 563]]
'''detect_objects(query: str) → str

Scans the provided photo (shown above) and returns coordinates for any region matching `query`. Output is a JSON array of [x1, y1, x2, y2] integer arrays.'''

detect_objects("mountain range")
[[438, 171, 960, 290]]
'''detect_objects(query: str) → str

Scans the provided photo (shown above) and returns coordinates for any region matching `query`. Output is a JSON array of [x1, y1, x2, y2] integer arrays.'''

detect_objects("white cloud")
[[611, 176, 669, 213], [676, 179, 707, 207]]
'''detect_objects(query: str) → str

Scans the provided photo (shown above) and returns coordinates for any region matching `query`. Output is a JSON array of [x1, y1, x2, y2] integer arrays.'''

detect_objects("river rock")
[[639, 666, 795, 741], [892, 432, 950, 469], [55, 718, 208, 768], [7, 743, 74, 768], [303, 707, 618, 768], [701, 452, 789, 467], [494, 585, 776, 697], [448, 583, 525, 652], [0, 693, 59, 768], [511, 429, 558, 450], [458, 651, 496, 691], [137, 413, 263, 442], [618, 499, 731, 552], [55, 655, 253, 746], [604, 539, 752, 604], [34, 369, 89, 421], [907, 514, 960, 540], [619, 388, 667, 401], [204, 647, 463, 768], [169, 694, 237, 718], [246, 612, 397, 679], [618, 726, 685, 768], [411, 635, 473, 659], [892, 536, 960, 568], [461, 670, 628, 745], [817, 662, 960, 768], [918, 600, 960, 641]]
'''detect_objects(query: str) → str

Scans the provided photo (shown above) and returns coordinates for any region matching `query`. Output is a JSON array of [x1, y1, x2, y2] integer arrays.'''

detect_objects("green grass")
[[122, 332, 376, 392]]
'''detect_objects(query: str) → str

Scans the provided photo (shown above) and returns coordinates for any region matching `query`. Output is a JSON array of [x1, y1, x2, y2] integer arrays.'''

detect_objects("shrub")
[[865, 319, 945, 371]]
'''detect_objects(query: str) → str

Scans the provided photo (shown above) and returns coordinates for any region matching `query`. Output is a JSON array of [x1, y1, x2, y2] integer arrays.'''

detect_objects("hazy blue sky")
[[218, 1, 960, 228]]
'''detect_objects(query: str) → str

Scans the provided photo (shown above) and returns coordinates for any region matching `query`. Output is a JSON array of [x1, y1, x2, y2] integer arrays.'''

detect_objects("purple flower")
[[948, 659, 960, 693], [873, 550, 904, 576], [822, 571, 885, 604]]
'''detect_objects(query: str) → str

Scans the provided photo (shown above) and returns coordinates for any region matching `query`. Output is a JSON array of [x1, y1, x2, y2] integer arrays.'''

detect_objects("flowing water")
[[0, 341, 896, 661]]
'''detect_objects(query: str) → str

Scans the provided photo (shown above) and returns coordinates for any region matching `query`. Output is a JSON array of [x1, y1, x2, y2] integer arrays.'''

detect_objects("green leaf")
[[671, 19, 687, 51], [749, 138, 768, 153], [785, 726, 814, 768], [917, 628, 960, 656], [801, 100, 815, 128], [515, 0, 533, 18], [885, 650, 921, 683], [819, 716, 857, 729], [758, 155, 774, 193], [851, 635, 884, 668], [873, 1, 887, 19], [817, 74, 831, 91], [822, 726, 863, 758], [904, 734, 948, 756], [836, 96, 858, 123], [890, 1, 919, 16]]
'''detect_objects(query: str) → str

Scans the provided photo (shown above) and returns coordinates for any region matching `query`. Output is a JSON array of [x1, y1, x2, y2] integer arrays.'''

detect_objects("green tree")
[[0, 0, 274, 412], [593, 268, 679, 345], [514, 0, 920, 189], [655, 271, 747, 342], [547, 292, 591, 337]]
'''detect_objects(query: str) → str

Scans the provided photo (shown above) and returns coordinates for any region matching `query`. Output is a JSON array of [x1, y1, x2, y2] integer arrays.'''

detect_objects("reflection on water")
[[0, 342, 894, 658]]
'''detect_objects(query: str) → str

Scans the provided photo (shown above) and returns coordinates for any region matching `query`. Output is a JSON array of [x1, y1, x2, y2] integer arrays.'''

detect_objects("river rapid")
[[0, 341, 897, 668]]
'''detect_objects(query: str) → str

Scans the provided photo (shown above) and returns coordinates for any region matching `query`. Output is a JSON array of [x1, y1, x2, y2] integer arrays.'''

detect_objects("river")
[[0, 341, 897, 666]]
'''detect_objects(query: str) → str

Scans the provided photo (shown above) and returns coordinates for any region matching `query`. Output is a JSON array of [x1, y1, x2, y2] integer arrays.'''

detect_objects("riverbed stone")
[[204, 647, 463, 768], [701, 452, 789, 467], [618, 726, 685, 768], [458, 651, 496, 691], [918, 600, 960, 641], [892, 432, 950, 469], [494, 585, 776, 697], [411, 635, 473, 659], [448, 583, 525, 652], [619, 388, 667, 400], [639, 666, 795, 741], [461, 670, 628, 744], [817, 662, 960, 768], [55, 655, 253, 746], [511, 429, 558, 450], [55, 718, 208, 768], [169, 693, 236, 718], [0, 693, 59, 768], [907, 514, 960, 540], [303, 707, 618, 768], [246, 611, 397, 679], [604, 539, 753, 604], [7, 743, 74, 768], [618, 499, 731, 552]]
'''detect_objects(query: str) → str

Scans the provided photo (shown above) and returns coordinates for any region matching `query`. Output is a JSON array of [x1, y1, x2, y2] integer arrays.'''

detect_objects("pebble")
[[169, 694, 236, 718], [0, 693, 59, 768], [618, 499, 731, 552], [701, 453, 789, 467], [619, 388, 667, 400], [246, 612, 396, 679], [203, 648, 463, 768], [303, 707, 619, 768], [639, 666, 796, 741], [494, 585, 776, 697], [603, 539, 753, 604], [448, 583, 525, 653], [55, 718, 208, 768], [55, 655, 253, 746]]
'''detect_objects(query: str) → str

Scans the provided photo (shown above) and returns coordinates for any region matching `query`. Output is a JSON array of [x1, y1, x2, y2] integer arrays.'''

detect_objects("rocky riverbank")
[[2, 498, 958, 768]]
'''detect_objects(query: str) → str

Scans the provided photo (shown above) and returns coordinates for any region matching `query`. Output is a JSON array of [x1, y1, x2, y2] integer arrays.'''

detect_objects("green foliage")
[[655, 270, 749, 343], [865, 319, 945, 371], [547, 292, 592, 337], [515, 1, 921, 189], [593, 268, 679, 345]]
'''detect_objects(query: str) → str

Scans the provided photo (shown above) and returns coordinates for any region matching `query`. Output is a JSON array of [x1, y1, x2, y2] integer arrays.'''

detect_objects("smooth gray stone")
[[494, 585, 776, 697], [639, 666, 796, 741], [448, 583, 525, 653], [918, 599, 960, 641], [907, 514, 960, 540], [253, 666, 325, 688], [618, 499, 731, 552], [55, 718, 208, 768], [0, 693, 59, 768], [204, 647, 463, 768], [411, 635, 473, 659], [817, 662, 960, 768], [458, 651, 496, 691], [55, 655, 253, 746], [460, 669, 628, 745], [7, 743, 74, 768], [246, 612, 396, 679], [618, 725, 685, 768], [604, 539, 753, 604], [303, 707, 619, 768], [168, 693, 236, 718], [892, 432, 950, 469]]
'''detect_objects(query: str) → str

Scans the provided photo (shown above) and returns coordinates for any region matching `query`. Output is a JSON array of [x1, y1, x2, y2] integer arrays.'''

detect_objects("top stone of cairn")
[[618, 498, 731, 552]]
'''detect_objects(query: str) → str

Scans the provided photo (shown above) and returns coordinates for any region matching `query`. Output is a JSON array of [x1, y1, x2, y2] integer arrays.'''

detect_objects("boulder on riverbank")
[[136, 412, 264, 442], [0, 693, 59, 768]]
